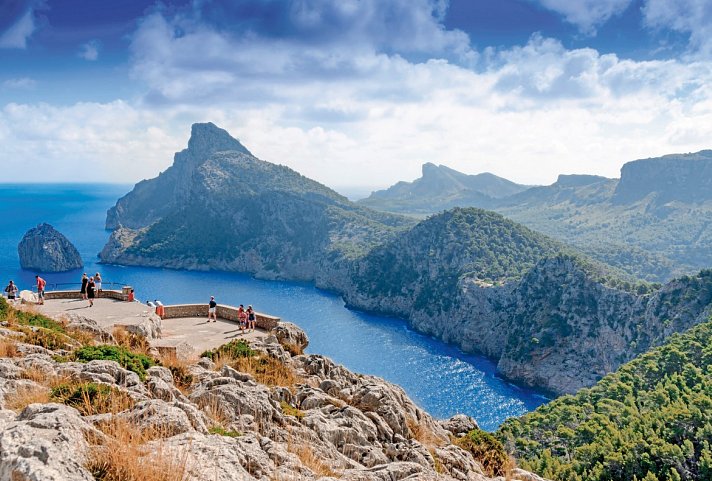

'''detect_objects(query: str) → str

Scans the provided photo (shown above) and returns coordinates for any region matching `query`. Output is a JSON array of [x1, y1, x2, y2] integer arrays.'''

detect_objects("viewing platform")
[[34, 289, 282, 358]]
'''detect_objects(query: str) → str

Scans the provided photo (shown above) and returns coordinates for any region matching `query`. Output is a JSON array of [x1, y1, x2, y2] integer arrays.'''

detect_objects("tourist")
[[87, 276, 96, 307], [80, 273, 88, 300], [247, 305, 256, 331], [35, 275, 46, 305], [238, 304, 247, 330], [95, 272, 102, 295], [208, 296, 217, 322], [4, 280, 18, 302]]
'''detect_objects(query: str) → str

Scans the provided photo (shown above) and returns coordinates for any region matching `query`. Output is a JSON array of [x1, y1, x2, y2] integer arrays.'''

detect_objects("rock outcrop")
[[18, 223, 83, 272], [0, 308, 546, 481]]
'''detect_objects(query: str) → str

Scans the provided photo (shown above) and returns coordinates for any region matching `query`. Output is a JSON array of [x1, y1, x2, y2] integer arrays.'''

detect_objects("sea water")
[[0, 183, 547, 430]]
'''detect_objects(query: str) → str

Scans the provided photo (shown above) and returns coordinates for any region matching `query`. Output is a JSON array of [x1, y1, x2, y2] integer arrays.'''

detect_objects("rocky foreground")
[[0, 300, 546, 481]]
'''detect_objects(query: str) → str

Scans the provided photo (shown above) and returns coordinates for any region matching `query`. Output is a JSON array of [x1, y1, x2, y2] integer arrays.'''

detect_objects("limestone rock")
[[441, 414, 479, 437], [0, 404, 97, 481], [272, 322, 309, 352], [17, 223, 83, 272]]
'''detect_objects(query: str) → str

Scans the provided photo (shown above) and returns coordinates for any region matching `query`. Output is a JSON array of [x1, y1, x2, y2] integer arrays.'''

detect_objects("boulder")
[[17, 223, 83, 272], [0, 404, 98, 481]]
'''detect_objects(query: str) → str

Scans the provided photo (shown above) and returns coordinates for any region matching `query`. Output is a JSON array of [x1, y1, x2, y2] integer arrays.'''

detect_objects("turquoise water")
[[0, 184, 547, 430]]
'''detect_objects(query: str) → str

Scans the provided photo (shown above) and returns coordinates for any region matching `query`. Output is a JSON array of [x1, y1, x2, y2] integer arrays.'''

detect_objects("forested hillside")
[[498, 315, 712, 481]]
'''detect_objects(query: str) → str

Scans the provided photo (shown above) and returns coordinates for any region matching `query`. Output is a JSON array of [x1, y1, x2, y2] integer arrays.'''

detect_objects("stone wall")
[[44, 290, 128, 301], [162, 303, 280, 330]]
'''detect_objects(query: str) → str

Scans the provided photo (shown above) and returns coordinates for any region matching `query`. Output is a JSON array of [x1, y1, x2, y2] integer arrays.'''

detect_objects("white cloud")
[[79, 40, 100, 61], [3, 2, 712, 190], [0, 7, 36, 48], [2, 77, 36, 89], [534, 0, 634, 34], [643, 0, 712, 57]]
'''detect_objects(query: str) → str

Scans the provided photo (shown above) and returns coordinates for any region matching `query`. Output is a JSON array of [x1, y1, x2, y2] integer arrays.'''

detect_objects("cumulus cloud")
[[0, 0, 46, 49], [643, 0, 712, 57], [533, 0, 634, 34], [3, 1, 712, 189], [79, 40, 100, 61]]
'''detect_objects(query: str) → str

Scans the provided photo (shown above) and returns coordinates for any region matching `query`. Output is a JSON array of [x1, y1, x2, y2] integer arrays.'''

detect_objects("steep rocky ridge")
[[359, 151, 712, 282], [17, 223, 83, 272], [359, 163, 529, 215], [101, 123, 414, 281], [0, 300, 547, 481]]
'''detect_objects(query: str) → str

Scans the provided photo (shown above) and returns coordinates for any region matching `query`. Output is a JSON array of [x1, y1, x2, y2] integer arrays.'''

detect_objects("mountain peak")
[[187, 122, 252, 157]]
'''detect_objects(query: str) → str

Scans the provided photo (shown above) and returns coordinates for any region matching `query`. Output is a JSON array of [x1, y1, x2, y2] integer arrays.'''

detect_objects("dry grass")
[[282, 342, 304, 356], [406, 416, 446, 448], [112, 326, 149, 354], [230, 355, 304, 389], [159, 354, 194, 394], [198, 395, 232, 431], [4, 384, 50, 411], [50, 381, 135, 416], [87, 419, 190, 481], [21, 366, 52, 383], [287, 439, 338, 478], [0, 337, 20, 357]]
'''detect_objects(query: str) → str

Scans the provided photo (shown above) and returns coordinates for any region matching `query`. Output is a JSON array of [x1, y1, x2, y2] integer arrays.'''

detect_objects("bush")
[[50, 381, 134, 415], [73, 345, 156, 381], [201, 339, 254, 361], [456, 429, 510, 477]]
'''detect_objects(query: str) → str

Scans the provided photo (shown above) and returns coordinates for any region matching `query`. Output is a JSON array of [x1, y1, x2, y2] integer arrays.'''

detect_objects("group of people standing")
[[208, 296, 257, 331], [3, 273, 104, 307], [80, 272, 102, 307]]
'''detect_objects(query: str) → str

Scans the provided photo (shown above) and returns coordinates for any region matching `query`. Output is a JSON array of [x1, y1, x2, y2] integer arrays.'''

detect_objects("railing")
[[44, 281, 128, 292]]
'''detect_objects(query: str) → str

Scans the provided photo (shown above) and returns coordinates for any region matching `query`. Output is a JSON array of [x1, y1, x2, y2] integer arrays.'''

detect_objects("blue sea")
[[0, 183, 547, 430]]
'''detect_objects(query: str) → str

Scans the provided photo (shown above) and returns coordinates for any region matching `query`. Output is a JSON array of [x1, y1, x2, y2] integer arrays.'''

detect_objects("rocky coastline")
[[0, 299, 547, 481]]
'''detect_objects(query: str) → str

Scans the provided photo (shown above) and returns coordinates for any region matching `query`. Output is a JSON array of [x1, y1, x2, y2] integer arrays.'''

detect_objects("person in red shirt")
[[35, 275, 46, 305]]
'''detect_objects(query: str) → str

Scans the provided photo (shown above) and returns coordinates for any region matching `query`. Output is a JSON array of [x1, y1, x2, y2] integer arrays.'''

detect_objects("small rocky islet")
[[0, 297, 546, 481], [17, 223, 83, 272]]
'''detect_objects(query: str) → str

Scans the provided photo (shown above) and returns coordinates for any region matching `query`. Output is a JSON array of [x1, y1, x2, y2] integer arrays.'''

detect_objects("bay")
[[0, 183, 547, 430]]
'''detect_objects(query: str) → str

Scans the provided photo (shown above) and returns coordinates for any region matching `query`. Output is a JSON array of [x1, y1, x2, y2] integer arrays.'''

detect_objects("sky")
[[1, 0, 712, 193]]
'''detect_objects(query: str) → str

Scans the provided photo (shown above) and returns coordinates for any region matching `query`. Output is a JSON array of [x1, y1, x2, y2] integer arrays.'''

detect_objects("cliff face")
[[101, 124, 414, 280], [337, 209, 712, 395], [17, 223, 83, 272], [612, 150, 712, 204]]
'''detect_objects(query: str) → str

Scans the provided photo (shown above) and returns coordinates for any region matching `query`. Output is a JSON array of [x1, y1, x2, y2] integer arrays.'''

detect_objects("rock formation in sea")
[[0, 298, 548, 481], [17, 223, 83, 272]]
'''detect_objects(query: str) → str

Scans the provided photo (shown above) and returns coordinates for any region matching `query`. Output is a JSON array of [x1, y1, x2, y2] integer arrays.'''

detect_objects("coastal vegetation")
[[498, 318, 712, 481]]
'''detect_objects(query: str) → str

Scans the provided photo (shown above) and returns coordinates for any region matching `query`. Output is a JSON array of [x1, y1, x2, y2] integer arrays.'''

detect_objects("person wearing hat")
[[208, 296, 217, 322]]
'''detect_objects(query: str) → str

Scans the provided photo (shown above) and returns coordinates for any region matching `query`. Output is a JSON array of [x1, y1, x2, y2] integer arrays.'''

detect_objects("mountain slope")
[[360, 152, 712, 282], [341, 210, 712, 394], [100, 123, 415, 281], [358, 163, 529, 215], [498, 312, 712, 481]]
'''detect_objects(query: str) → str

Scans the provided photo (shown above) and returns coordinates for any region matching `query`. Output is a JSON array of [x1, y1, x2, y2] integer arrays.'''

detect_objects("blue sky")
[[1, 0, 711, 189]]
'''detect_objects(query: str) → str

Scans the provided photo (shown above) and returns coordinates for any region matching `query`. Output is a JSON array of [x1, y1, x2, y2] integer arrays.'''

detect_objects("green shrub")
[[208, 426, 241, 437], [201, 339, 255, 360], [73, 345, 155, 381], [456, 429, 510, 477], [50, 381, 134, 415], [280, 400, 305, 420]]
